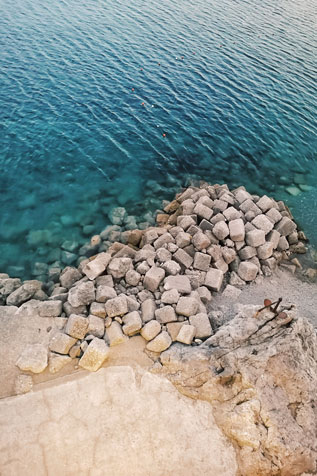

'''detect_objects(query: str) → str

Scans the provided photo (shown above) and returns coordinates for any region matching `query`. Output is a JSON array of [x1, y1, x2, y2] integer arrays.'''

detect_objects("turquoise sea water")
[[0, 0, 316, 278]]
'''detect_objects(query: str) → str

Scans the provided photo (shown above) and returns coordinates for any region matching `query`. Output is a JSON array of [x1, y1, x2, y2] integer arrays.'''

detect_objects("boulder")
[[238, 262, 258, 281], [176, 297, 199, 317], [163, 275, 191, 294], [155, 306, 177, 324], [16, 344, 48, 374], [105, 295, 128, 318], [68, 281, 95, 307], [204, 269, 224, 292], [82, 253, 111, 280], [141, 299, 156, 323], [65, 314, 89, 339], [60, 267, 82, 289], [141, 320, 161, 341], [48, 353, 72, 374], [107, 258, 133, 280], [49, 332, 77, 355], [144, 266, 165, 292], [189, 313, 212, 338], [146, 331, 172, 352], [79, 338, 110, 371], [105, 321, 128, 346], [176, 325, 196, 345], [122, 311, 142, 336]]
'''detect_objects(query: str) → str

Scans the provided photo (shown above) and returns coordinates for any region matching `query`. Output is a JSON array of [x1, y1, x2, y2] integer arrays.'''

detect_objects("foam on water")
[[0, 0, 316, 278]]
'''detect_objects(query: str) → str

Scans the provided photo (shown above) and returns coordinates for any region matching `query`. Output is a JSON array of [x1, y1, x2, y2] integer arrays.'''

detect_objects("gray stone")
[[257, 242, 274, 260], [223, 207, 241, 221], [191, 232, 211, 251], [239, 246, 257, 261], [134, 248, 156, 263], [105, 321, 128, 346], [156, 248, 172, 263], [199, 219, 214, 232], [65, 314, 89, 339], [204, 269, 224, 292], [176, 297, 199, 317], [234, 188, 252, 204], [239, 199, 261, 216], [6, 281, 39, 306], [48, 353, 72, 374], [49, 331, 77, 355], [146, 331, 172, 352], [136, 261, 150, 275], [251, 214, 274, 235], [277, 236, 290, 251], [16, 344, 48, 374], [90, 302, 106, 318], [141, 320, 161, 341], [105, 295, 128, 318], [214, 258, 229, 274], [144, 266, 165, 292], [108, 207, 127, 225], [189, 313, 212, 338], [88, 314, 105, 338], [222, 247, 236, 264], [173, 249, 194, 268], [162, 260, 181, 276], [141, 298, 156, 323], [96, 275, 114, 287], [164, 275, 191, 294], [126, 296, 140, 312], [266, 207, 282, 224], [229, 271, 245, 286], [267, 230, 281, 249], [213, 199, 228, 212], [210, 213, 225, 225], [207, 244, 222, 262], [79, 338, 110, 371], [175, 232, 191, 248], [193, 203, 213, 221], [68, 281, 95, 307], [238, 262, 258, 281], [0, 278, 21, 300], [212, 221, 229, 241], [38, 300, 62, 317], [82, 253, 111, 280], [154, 233, 174, 249], [256, 195, 274, 212], [275, 217, 297, 236], [108, 257, 133, 279], [63, 301, 87, 317], [181, 199, 195, 215], [245, 229, 266, 247], [125, 270, 141, 286], [288, 232, 299, 245], [176, 325, 196, 345], [229, 219, 245, 242], [122, 311, 142, 336], [193, 252, 211, 271], [196, 286, 212, 303], [96, 285, 117, 303], [155, 306, 177, 323], [161, 289, 180, 304]]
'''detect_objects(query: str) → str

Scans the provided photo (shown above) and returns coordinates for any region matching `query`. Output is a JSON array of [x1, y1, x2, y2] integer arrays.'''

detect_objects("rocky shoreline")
[[1, 181, 317, 475], [1, 181, 316, 377]]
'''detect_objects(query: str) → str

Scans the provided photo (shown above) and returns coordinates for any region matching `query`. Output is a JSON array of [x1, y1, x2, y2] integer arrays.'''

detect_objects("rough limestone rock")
[[14, 374, 33, 395], [16, 344, 48, 374], [107, 257, 133, 279], [204, 269, 224, 292], [122, 311, 142, 336], [49, 331, 77, 355], [65, 314, 89, 339], [164, 275, 191, 294], [141, 320, 161, 341], [146, 331, 172, 352], [189, 313, 212, 338], [6, 281, 40, 306], [160, 308, 317, 476], [79, 338, 110, 371], [105, 321, 128, 346], [48, 353, 72, 374], [68, 281, 95, 307], [82, 253, 111, 280], [105, 295, 128, 318], [176, 297, 199, 317], [144, 266, 165, 292], [176, 325, 196, 345]]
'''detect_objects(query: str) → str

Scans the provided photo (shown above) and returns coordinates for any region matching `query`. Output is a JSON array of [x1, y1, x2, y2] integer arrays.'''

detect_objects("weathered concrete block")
[[122, 311, 142, 336], [238, 261, 258, 281], [49, 331, 77, 355], [204, 269, 224, 292], [16, 344, 48, 374], [266, 207, 282, 224], [257, 242, 274, 260], [175, 232, 191, 248], [155, 306, 177, 323], [176, 325, 196, 345], [256, 195, 274, 212], [176, 297, 199, 317], [125, 270, 141, 286], [223, 207, 241, 221], [154, 233, 174, 250], [193, 203, 213, 221], [213, 221, 229, 241], [161, 289, 180, 304], [275, 217, 297, 236], [189, 313, 212, 338], [173, 248, 194, 268], [96, 285, 117, 303], [105, 321, 128, 346], [196, 286, 212, 303], [277, 236, 290, 251], [90, 302, 106, 318], [88, 314, 105, 338], [144, 266, 165, 292], [166, 322, 186, 341], [105, 295, 128, 318], [60, 267, 82, 289], [162, 260, 182, 276], [164, 275, 192, 294], [79, 338, 110, 371], [251, 214, 274, 235], [229, 219, 245, 242], [65, 314, 89, 339], [82, 253, 111, 280], [141, 320, 161, 341], [245, 229, 266, 247], [68, 281, 95, 308], [107, 257, 133, 279], [239, 246, 257, 261], [146, 331, 172, 352], [48, 353, 72, 374], [193, 252, 211, 271], [141, 298, 156, 323]]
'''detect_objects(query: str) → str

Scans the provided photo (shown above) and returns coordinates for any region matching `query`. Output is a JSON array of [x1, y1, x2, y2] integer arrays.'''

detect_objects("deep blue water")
[[0, 0, 316, 278]]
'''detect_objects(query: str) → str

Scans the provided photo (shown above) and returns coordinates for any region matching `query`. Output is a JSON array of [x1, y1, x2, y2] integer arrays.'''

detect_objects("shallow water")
[[0, 0, 316, 278]]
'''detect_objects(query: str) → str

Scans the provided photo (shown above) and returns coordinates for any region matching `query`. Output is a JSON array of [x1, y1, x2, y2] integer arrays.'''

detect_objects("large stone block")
[[275, 217, 297, 236], [155, 306, 177, 323], [65, 314, 89, 339], [49, 331, 77, 355], [229, 219, 245, 242], [176, 325, 196, 345], [204, 269, 224, 292], [16, 344, 48, 374], [82, 253, 112, 280], [238, 261, 258, 281], [68, 281, 95, 307], [189, 313, 212, 338], [146, 331, 172, 352], [193, 252, 211, 271], [79, 338, 110, 371], [144, 266, 165, 292], [122, 311, 142, 336], [251, 214, 274, 235], [245, 229, 266, 247], [105, 295, 128, 318], [141, 320, 161, 341], [105, 321, 128, 346], [164, 275, 192, 294], [176, 297, 200, 317], [141, 298, 156, 323]]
